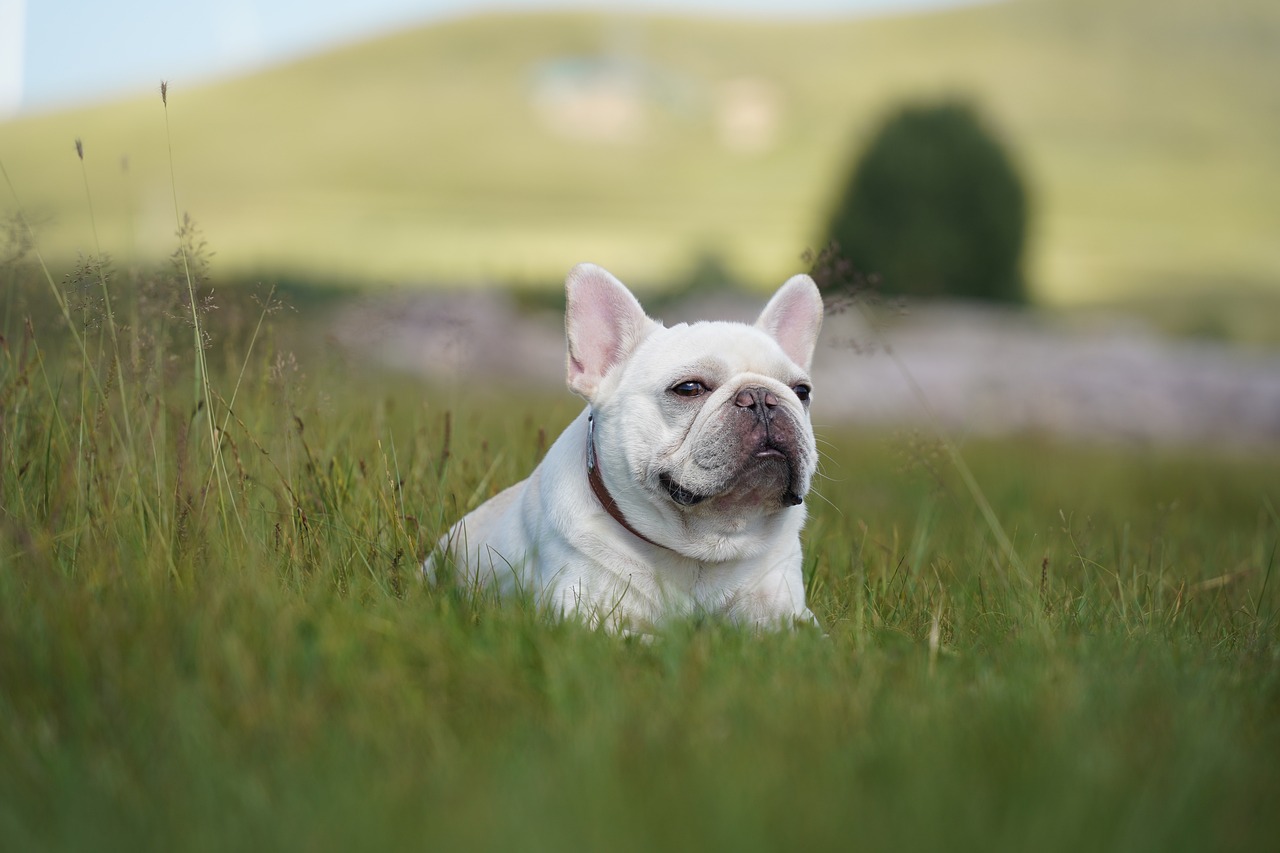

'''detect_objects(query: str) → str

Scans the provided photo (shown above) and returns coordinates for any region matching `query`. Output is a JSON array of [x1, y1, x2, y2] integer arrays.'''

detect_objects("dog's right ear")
[[565, 264, 654, 400]]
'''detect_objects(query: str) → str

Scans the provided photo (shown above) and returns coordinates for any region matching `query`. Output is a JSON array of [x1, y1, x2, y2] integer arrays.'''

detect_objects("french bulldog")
[[429, 263, 824, 631]]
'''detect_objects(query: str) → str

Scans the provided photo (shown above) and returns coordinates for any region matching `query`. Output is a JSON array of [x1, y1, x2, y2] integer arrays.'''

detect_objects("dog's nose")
[[735, 387, 779, 410]]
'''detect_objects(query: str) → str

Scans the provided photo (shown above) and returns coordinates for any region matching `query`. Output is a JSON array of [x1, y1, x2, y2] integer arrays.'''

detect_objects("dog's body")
[[430, 264, 824, 631]]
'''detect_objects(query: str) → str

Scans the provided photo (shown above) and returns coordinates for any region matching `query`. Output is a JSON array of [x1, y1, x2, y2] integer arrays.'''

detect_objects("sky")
[[2, 0, 979, 117]]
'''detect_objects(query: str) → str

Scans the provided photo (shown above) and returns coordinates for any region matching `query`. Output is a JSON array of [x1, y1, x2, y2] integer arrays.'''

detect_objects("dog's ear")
[[565, 264, 655, 400], [755, 274, 825, 372]]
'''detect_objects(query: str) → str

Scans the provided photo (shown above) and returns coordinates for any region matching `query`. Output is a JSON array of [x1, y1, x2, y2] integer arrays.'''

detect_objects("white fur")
[[428, 263, 825, 632]]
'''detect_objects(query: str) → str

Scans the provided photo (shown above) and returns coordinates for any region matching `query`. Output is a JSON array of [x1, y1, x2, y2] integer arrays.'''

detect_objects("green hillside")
[[1, 0, 1277, 302]]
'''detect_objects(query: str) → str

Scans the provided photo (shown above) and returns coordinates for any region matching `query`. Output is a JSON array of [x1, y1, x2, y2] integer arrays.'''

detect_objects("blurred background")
[[2, 0, 1279, 444]]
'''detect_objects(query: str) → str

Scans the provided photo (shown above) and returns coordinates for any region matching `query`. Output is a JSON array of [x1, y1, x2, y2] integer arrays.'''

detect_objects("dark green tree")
[[822, 100, 1030, 302]]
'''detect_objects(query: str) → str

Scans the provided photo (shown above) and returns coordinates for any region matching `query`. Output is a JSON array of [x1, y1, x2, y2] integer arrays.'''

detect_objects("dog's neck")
[[586, 411, 666, 550]]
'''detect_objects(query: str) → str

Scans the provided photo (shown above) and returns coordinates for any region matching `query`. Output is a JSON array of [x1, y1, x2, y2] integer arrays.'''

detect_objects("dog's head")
[[565, 264, 823, 560]]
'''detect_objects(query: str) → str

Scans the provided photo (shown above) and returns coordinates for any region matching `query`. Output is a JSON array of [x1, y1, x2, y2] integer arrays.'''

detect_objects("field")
[[2, 229, 1278, 850], [2, 1, 1279, 845], [2, 0, 1279, 309]]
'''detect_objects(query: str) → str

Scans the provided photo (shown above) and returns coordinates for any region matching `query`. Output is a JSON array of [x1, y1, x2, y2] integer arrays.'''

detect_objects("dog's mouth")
[[659, 450, 805, 509], [756, 444, 805, 506], [659, 472, 709, 507]]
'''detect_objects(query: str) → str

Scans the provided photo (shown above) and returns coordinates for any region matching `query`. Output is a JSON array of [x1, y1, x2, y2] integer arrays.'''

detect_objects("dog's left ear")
[[565, 264, 656, 400], [756, 274, 824, 372]]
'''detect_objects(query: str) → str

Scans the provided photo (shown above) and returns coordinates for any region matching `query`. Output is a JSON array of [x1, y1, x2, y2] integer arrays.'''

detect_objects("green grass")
[[2, 237, 1279, 850], [2, 0, 1279, 312], [2, 59, 1279, 845]]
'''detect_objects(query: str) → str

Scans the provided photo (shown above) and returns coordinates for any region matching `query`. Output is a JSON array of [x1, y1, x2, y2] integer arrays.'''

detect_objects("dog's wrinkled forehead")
[[635, 321, 806, 384]]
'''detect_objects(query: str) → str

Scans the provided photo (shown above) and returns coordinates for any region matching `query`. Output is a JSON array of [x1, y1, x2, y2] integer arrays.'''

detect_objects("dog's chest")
[[619, 550, 759, 615]]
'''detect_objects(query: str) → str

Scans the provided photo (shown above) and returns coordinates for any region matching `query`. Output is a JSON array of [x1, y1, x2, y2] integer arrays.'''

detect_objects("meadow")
[[1, 218, 1278, 851], [2, 3, 1279, 843]]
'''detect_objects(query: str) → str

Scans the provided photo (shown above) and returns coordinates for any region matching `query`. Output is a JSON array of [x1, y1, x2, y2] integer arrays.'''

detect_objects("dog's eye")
[[792, 384, 812, 403], [671, 381, 708, 398]]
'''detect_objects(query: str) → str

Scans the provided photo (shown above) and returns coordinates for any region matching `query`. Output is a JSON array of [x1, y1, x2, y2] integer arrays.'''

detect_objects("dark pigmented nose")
[[734, 387, 779, 409]]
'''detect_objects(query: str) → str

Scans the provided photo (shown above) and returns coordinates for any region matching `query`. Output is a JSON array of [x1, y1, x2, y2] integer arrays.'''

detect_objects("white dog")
[[429, 263, 824, 631]]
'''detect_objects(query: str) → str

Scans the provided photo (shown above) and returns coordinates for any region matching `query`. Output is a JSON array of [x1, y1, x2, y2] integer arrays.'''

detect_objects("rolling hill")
[[1, 0, 1277, 304]]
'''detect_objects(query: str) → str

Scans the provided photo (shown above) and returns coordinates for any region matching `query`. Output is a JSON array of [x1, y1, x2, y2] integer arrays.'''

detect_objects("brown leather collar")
[[586, 412, 664, 549]]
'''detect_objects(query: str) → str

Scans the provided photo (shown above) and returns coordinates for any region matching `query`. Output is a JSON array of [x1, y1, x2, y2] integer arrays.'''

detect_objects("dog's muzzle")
[[660, 386, 808, 509]]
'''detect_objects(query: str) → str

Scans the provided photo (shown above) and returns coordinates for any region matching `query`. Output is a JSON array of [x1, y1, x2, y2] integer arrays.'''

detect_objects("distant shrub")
[[822, 100, 1030, 303]]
